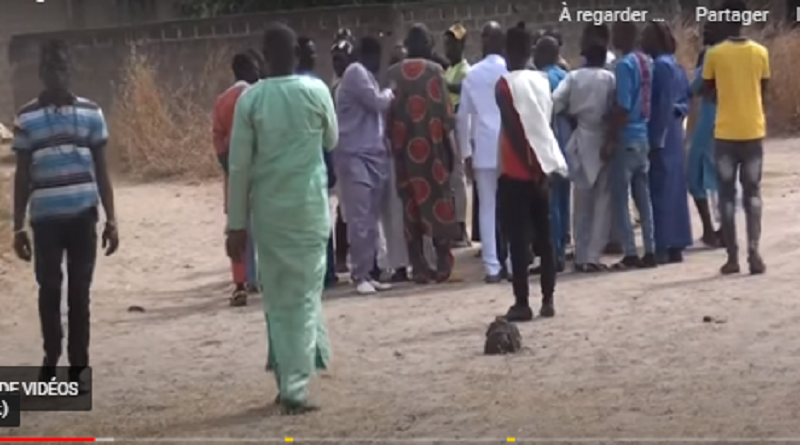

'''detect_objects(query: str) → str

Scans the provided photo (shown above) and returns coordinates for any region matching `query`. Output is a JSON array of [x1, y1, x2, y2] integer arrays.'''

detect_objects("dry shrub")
[[0, 172, 11, 259], [110, 46, 228, 180]]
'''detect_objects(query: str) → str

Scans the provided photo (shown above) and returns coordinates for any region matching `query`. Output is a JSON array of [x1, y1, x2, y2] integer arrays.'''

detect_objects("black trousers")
[[32, 208, 98, 368], [497, 176, 555, 306], [334, 206, 348, 264]]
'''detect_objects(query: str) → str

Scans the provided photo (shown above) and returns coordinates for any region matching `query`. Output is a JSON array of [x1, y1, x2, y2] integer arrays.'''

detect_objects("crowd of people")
[[8, 0, 769, 415], [213, 0, 769, 411]]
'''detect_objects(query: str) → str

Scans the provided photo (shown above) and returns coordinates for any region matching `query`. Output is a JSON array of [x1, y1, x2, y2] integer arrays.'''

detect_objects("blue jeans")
[[549, 175, 571, 263], [609, 143, 655, 256]]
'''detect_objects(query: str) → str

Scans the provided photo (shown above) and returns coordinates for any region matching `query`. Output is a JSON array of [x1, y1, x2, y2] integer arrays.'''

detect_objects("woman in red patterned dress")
[[385, 23, 460, 284]]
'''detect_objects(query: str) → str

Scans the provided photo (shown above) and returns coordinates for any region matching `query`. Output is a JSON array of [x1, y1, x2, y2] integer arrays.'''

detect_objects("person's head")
[[505, 22, 532, 71], [245, 49, 266, 78], [583, 42, 608, 68], [231, 53, 260, 84], [357, 36, 382, 74], [405, 23, 434, 59], [297, 36, 316, 72], [533, 35, 559, 69], [702, 21, 723, 46], [331, 39, 354, 78], [481, 21, 505, 57], [389, 42, 407, 65], [39, 39, 71, 94], [611, 21, 638, 53], [443, 23, 467, 64], [581, 23, 610, 54], [641, 20, 676, 56], [262, 22, 297, 78], [543, 28, 563, 47], [717, 0, 746, 37]]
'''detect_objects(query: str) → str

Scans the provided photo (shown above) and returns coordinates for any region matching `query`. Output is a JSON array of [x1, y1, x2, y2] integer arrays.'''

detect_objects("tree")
[[176, 0, 424, 17]]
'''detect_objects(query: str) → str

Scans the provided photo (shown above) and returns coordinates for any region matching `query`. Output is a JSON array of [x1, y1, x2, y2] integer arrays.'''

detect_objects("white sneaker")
[[356, 281, 377, 295], [369, 280, 392, 291]]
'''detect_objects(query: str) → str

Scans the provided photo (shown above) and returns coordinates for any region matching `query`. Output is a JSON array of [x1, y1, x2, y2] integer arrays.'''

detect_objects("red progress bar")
[[0, 439, 95, 442]]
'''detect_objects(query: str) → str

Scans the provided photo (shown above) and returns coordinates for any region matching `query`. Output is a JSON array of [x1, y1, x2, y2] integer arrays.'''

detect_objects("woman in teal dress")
[[686, 22, 724, 248]]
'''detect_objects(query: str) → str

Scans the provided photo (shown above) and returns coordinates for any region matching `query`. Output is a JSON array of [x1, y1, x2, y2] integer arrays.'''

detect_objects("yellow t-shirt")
[[444, 59, 469, 109], [703, 39, 770, 140]]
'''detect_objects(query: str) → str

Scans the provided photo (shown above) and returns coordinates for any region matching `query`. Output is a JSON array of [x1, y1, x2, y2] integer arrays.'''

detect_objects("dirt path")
[[3, 141, 800, 443]]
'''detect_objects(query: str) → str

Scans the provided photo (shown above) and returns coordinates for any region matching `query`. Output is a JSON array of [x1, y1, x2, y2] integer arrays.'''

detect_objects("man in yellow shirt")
[[702, 0, 769, 276], [444, 23, 471, 246]]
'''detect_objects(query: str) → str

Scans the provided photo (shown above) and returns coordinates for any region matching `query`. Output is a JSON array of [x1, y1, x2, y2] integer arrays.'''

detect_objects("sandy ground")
[[3, 140, 800, 443]]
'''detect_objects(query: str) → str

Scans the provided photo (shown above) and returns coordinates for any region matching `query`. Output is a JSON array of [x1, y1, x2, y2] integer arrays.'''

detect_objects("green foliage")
[[176, 0, 426, 17]]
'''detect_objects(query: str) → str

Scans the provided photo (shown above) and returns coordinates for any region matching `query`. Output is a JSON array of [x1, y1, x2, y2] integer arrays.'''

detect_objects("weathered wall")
[[7, 0, 682, 120], [0, 0, 181, 121]]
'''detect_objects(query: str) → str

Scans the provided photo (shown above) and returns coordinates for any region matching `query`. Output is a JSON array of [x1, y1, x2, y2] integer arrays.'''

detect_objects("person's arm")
[[648, 60, 672, 150], [227, 94, 255, 232], [552, 72, 572, 115], [88, 108, 115, 223], [606, 60, 634, 150], [212, 99, 227, 157], [318, 82, 339, 152], [11, 115, 31, 232], [343, 64, 393, 114], [760, 47, 770, 109], [456, 73, 475, 160], [673, 70, 691, 119], [702, 49, 716, 100]]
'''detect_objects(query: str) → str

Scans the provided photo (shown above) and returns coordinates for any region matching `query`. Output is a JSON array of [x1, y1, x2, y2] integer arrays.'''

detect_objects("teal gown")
[[227, 75, 337, 406]]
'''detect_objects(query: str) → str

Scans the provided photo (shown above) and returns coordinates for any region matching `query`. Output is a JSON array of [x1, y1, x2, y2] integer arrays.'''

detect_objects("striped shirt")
[[12, 96, 108, 222]]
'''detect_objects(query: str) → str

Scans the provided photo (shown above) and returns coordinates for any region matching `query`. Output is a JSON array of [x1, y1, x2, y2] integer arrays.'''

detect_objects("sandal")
[[575, 263, 608, 273], [229, 289, 248, 307], [610, 256, 641, 272]]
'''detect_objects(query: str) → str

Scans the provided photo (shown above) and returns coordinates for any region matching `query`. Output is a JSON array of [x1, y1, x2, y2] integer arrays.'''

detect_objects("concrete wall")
[[5, 0, 682, 120], [0, 0, 181, 121]]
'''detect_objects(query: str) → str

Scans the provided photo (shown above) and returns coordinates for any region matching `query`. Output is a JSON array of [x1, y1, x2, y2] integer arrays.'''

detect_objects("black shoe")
[[540, 296, 555, 318], [484, 273, 503, 284], [68, 368, 90, 395], [38, 361, 56, 382], [390, 268, 409, 283], [720, 259, 741, 275], [748, 253, 766, 275], [667, 248, 684, 263], [505, 304, 533, 322], [640, 253, 658, 268]]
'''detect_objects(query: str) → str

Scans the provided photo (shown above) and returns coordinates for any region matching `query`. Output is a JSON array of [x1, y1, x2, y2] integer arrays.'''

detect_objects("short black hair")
[[298, 36, 313, 49], [583, 43, 607, 67], [262, 22, 297, 71], [506, 22, 531, 58], [358, 36, 382, 57], [406, 23, 433, 58], [718, 0, 746, 25], [583, 23, 610, 43], [544, 28, 563, 46], [231, 53, 255, 78], [647, 20, 676, 54], [40, 39, 69, 68]]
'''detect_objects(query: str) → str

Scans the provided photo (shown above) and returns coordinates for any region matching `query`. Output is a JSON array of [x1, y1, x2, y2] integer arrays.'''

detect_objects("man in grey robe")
[[553, 43, 616, 272]]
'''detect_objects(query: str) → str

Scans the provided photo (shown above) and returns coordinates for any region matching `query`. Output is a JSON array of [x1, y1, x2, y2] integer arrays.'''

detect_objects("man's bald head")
[[533, 35, 559, 68], [481, 21, 504, 57]]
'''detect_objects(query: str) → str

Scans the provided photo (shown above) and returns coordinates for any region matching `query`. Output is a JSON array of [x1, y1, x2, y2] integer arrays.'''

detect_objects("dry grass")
[[109, 46, 228, 180], [0, 170, 11, 261]]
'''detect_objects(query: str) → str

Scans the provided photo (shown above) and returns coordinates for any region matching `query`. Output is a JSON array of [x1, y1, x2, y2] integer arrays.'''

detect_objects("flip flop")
[[229, 290, 248, 307]]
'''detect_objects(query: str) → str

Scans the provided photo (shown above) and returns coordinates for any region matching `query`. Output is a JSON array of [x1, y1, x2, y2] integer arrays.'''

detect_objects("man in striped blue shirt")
[[11, 39, 118, 391]]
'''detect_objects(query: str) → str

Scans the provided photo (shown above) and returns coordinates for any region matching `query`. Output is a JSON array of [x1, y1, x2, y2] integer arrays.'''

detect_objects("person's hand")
[[102, 221, 119, 256], [464, 157, 474, 184], [600, 141, 616, 163], [226, 229, 247, 262], [13, 230, 31, 262]]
